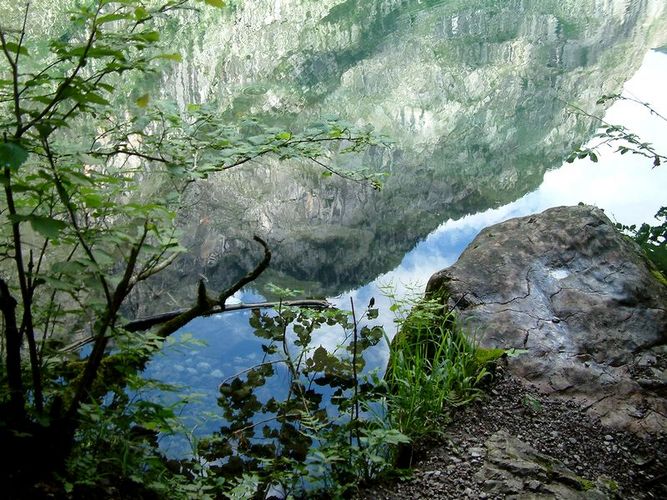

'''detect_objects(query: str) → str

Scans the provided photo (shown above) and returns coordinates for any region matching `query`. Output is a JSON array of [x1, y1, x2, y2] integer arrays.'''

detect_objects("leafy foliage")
[[616, 206, 667, 281], [384, 294, 492, 445], [196, 297, 408, 498], [0, 0, 383, 495]]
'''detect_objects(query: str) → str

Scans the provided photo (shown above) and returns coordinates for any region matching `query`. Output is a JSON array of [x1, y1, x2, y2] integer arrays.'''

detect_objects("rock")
[[427, 205, 667, 434], [476, 430, 613, 499]]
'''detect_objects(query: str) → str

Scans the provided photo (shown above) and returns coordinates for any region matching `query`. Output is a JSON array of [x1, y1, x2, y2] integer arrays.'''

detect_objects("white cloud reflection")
[[148, 51, 667, 455], [332, 49, 667, 370]]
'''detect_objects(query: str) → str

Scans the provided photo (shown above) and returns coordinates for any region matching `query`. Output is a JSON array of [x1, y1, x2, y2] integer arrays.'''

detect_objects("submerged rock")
[[427, 205, 667, 434]]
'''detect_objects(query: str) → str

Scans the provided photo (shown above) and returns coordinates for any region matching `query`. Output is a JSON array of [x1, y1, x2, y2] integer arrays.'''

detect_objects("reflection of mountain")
[[131, 0, 667, 312]]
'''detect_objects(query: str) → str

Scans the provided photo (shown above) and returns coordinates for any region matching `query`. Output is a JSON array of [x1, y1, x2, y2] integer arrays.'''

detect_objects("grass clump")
[[384, 296, 493, 443]]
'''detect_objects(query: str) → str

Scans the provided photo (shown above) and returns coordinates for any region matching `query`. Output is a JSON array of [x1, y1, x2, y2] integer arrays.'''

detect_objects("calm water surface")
[[140, 2, 667, 455]]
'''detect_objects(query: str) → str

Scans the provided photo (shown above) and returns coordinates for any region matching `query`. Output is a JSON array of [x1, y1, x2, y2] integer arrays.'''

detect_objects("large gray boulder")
[[427, 205, 667, 434]]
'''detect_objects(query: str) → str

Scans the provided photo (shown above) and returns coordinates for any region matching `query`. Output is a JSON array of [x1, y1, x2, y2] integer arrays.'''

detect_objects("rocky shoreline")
[[362, 205, 666, 499], [360, 371, 666, 499]]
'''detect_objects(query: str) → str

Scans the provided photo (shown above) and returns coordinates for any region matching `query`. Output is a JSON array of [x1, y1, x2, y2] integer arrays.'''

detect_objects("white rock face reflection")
[[126, 0, 667, 312], [141, 4, 667, 456]]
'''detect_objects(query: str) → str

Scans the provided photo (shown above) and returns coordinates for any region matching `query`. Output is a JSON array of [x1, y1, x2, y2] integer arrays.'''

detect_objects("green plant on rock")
[[384, 294, 492, 444]]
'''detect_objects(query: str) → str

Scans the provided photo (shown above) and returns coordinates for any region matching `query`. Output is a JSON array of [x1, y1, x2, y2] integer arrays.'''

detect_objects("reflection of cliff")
[[132, 0, 667, 312]]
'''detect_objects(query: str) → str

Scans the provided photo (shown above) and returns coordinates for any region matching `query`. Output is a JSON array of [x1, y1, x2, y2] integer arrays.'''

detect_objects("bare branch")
[[218, 235, 271, 306]]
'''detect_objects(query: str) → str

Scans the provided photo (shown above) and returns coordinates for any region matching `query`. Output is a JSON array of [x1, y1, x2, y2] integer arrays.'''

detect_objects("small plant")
[[522, 395, 543, 413], [195, 295, 408, 498], [384, 295, 492, 443]]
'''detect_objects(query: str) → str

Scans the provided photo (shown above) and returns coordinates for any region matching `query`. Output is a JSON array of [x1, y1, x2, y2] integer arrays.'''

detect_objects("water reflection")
[[128, 0, 667, 312], [146, 49, 667, 457]]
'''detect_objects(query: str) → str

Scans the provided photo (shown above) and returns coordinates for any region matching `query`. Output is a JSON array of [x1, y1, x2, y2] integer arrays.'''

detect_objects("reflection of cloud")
[[326, 50, 667, 374], [531, 50, 667, 227], [146, 51, 667, 456]]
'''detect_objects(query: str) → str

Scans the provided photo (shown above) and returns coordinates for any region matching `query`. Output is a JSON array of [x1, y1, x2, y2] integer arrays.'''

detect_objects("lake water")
[[139, 1, 667, 456]]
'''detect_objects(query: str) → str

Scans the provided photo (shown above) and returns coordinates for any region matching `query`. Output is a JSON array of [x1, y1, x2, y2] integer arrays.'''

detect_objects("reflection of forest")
[[128, 0, 667, 315]]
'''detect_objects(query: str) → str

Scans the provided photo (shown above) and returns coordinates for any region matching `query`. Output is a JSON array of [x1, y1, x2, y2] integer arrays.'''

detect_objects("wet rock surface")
[[426, 205, 667, 434], [359, 374, 666, 499]]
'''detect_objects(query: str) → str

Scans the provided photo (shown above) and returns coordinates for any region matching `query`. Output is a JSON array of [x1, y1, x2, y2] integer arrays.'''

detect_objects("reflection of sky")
[[145, 50, 667, 456]]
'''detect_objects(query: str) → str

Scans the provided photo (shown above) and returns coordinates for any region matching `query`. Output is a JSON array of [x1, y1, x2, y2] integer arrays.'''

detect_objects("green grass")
[[384, 298, 493, 441]]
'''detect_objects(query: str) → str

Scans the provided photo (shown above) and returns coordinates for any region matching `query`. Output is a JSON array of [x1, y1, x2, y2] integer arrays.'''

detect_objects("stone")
[[469, 447, 485, 458], [427, 205, 667, 434], [476, 430, 609, 499]]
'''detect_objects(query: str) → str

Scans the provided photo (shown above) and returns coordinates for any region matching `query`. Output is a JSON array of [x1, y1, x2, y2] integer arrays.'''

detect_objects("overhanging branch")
[[60, 299, 332, 353], [218, 235, 271, 305]]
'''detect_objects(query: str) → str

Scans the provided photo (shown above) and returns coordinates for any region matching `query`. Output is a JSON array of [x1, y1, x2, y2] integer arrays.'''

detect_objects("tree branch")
[[59, 299, 332, 353], [0, 277, 26, 424], [218, 235, 271, 306]]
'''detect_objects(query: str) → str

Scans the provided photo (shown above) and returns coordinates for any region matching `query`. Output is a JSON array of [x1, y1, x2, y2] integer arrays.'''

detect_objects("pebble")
[[356, 375, 666, 500], [527, 480, 542, 491]]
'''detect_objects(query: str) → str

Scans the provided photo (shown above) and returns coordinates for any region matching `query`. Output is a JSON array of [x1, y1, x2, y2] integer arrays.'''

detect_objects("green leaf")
[[135, 7, 149, 20], [66, 45, 125, 60], [139, 31, 160, 43], [156, 52, 182, 62], [29, 216, 67, 239], [136, 93, 150, 108], [82, 92, 110, 105], [82, 193, 104, 207], [51, 260, 87, 275], [0, 142, 28, 170], [204, 0, 226, 7], [97, 13, 131, 24], [4, 42, 29, 56], [589, 152, 598, 163], [98, 83, 114, 92]]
